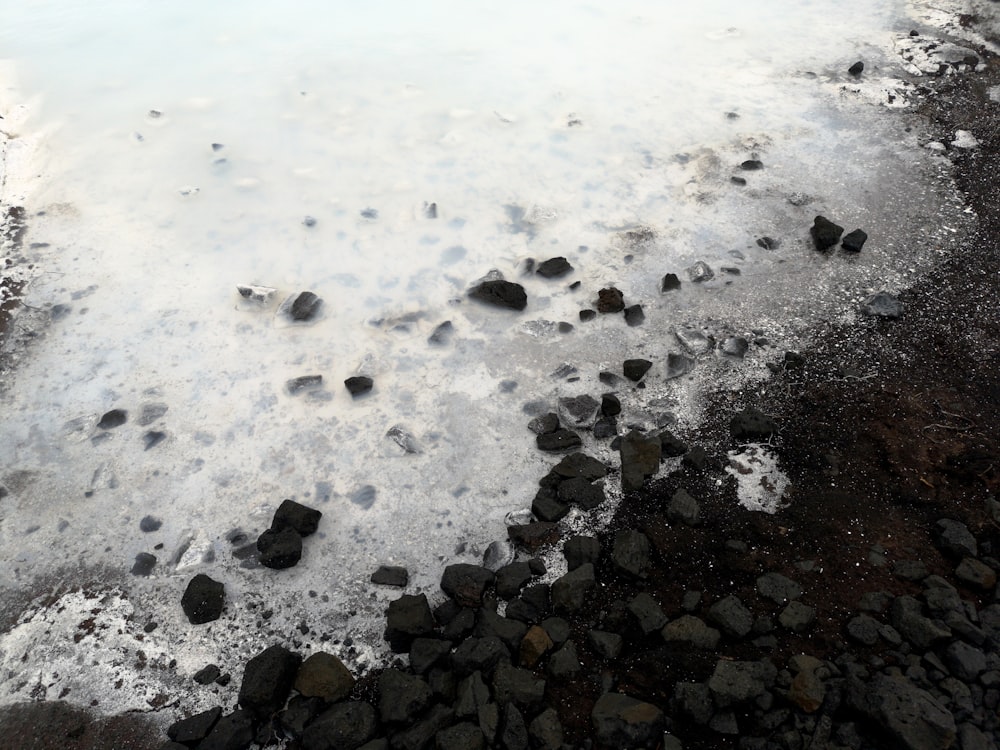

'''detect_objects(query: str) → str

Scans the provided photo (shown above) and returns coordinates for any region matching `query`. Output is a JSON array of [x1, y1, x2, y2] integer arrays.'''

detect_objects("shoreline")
[[2, 6, 1000, 750]]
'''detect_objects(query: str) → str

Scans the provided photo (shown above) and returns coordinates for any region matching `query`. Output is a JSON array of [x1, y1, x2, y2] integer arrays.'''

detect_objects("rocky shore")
[[3, 8, 1000, 750]]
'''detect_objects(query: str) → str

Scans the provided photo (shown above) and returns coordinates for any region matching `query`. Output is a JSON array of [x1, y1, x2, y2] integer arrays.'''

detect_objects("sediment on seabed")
[[2, 4, 1000, 750]]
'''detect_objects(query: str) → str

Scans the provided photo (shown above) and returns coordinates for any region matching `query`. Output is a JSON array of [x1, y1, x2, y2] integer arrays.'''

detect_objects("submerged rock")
[[288, 291, 322, 321], [861, 292, 902, 318], [344, 376, 374, 397], [661, 273, 681, 292], [428, 320, 454, 345], [469, 279, 528, 310], [676, 328, 713, 354], [623, 304, 644, 326], [286, 375, 323, 395], [558, 395, 600, 426], [849, 60, 865, 76], [665, 353, 695, 380], [620, 431, 661, 492]]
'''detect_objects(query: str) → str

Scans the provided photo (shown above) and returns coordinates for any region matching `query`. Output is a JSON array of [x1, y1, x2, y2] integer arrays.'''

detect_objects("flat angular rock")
[[493, 662, 546, 709], [344, 376, 374, 397], [199, 710, 255, 750], [861, 292, 901, 318], [528, 412, 560, 435], [721, 336, 749, 357], [658, 429, 688, 457], [168, 706, 223, 744], [552, 563, 595, 614], [956, 556, 996, 590], [934, 519, 977, 559], [301, 701, 377, 750], [628, 593, 667, 634], [686, 261, 714, 282], [272, 498, 322, 537], [553, 452, 608, 480], [237, 284, 277, 303], [623, 304, 644, 326], [662, 615, 721, 650], [257, 527, 303, 569], [535, 429, 581, 452], [289, 291, 322, 321], [592, 693, 665, 748], [588, 630, 623, 659], [138, 402, 168, 426], [181, 574, 225, 624], [558, 394, 600, 426], [286, 375, 323, 395], [239, 644, 303, 718], [708, 595, 753, 638], [451, 636, 508, 676], [295, 652, 355, 702], [441, 564, 495, 608], [428, 320, 454, 345], [469, 279, 527, 310], [97, 409, 127, 429], [547, 640, 582, 678], [810, 216, 843, 251], [436, 723, 485, 750], [596, 287, 625, 313], [528, 708, 563, 750], [536, 257, 572, 278], [557, 477, 605, 510], [778, 601, 816, 633], [708, 659, 777, 707], [623, 359, 652, 382], [507, 522, 559, 552], [131, 552, 156, 576], [384, 593, 436, 652], [409, 637, 452, 675], [519, 626, 554, 668], [496, 562, 534, 599], [841, 228, 868, 252], [531, 489, 570, 522], [943, 640, 987, 681], [611, 529, 653, 578], [371, 565, 409, 587], [890, 595, 951, 648]]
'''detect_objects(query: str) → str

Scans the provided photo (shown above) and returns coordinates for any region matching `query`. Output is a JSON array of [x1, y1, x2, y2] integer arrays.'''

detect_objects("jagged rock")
[[519, 626, 554, 668], [686, 261, 714, 282], [730, 407, 777, 441], [557, 477, 605, 510], [493, 662, 546, 710], [600, 394, 622, 418], [588, 630, 623, 659], [624, 305, 644, 327], [708, 595, 753, 638], [475, 609, 529, 653], [139, 515, 162, 532], [943, 640, 987, 681], [848, 60, 865, 76], [441, 564, 495, 608], [956, 557, 996, 590], [495, 562, 533, 600], [237, 284, 277, 303], [528, 708, 563, 750], [289, 291, 322, 321], [612, 530, 653, 579], [620, 430, 661, 491], [778, 602, 815, 633], [665, 353, 695, 380], [552, 563, 595, 613], [469, 279, 527, 310], [661, 273, 682, 292], [344, 376, 374, 397], [788, 668, 825, 713], [934, 519, 978, 559], [394, 705, 455, 750], [847, 615, 880, 646], [657, 430, 688, 457], [547, 640, 582, 678], [662, 615, 721, 650], [193, 665, 221, 685], [623, 359, 652, 382], [810, 216, 843, 251], [591, 693, 665, 748], [181, 574, 225, 624], [451, 637, 508, 677], [138, 402, 168, 426], [272, 498, 322, 537], [596, 287, 625, 313], [199, 710, 255, 750], [628, 593, 667, 635], [385, 593, 436, 652], [667, 488, 701, 526], [861, 292, 902, 318], [579, 309, 597, 321], [500, 703, 528, 750], [676, 328, 713, 354], [428, 320, 454, 345], [536, 257, 572, 278], [409, 638, 452, 675], [564, 535, 601, 570], [842, 228, 868, 252], [558, 394, 600, 426], [379, 668, 433, 724], [528, 413, 560, 435], [708, 659, 777, 707], [239, 645, 302, 718], [96, 408, 128, 430], [257, 527, 303, 569], [507, 522, 559, 552], [846, 674, 956, 750], [371, 565, 409, 587], [673, 682, 713, 725], [756, 573, 804, 604], [386, 425, 420, 454], [456, 672, 490, 719], [168, 707, 223, 745], [721, 336, 749, 357], [295, 652, 355, 702], [301, 701, 377, 750], [535, 429, 581, 452], [531, 489, 569, 523], [890, 595, 951, 649], [553, 452, 608, 480]]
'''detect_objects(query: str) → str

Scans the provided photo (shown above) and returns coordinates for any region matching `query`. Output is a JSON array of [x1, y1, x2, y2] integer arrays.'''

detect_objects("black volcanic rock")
[[271, 498, 322, 537], [849, 60, 865, 76], [810, 215, 844, 251], [661, 273, 681, 292], [469, 279, 527, 310], [167, 706, 222, 745], [384, 593, 436, 652], [256, 527, 303, 569], [441, 564, 495, 607], [536, 257, 573, 278], [371, 565, 409, 587], [623, 359, 652, 382], [181, 574, 224, 624], [97, 409, 127, 429], [536, 429, 582, 452], [624, 304, 645, 327], [730, 407, 778, 441], [596, 287, 625, 313], [344, 376, 373, 397], [238, 645, 302, 718], [842, 228, 868, 252]]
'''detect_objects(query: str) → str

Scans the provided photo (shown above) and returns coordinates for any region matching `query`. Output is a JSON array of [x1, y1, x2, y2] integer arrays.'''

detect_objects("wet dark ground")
[[1, 16, 999, 750]]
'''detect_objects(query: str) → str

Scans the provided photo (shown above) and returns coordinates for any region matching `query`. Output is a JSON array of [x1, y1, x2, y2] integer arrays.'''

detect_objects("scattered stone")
[[721, 336, 749, 357], [596, 287, 625, 313], [557, 477, 605, 510], [686, 261, 714, 282], [558, 394, 600, 426], [741, 159, 764, 170], [890, 595, 951, 648], [528, 412, 560, 435], [628, 593, 668, 635], [143, 430, 167, 450], [588, 630, 624, 659], [842, 228, 868, 252], [536, 257, 573, 278], [861, 292, 902, 318], [547, 640, 582, 678], [384, 593, 436, 652], [536, 429, 582, 452], [181, 574, 225, 624], [139, 515, 162, 532], [675, 328, 713, 354], [193, 664, 221, 685], [849, 60, 865, 76], [933, 518, 978, 559], [708, 595, 753, 638], [428, 320, 454, 345], [756, 572, 804, 604], [731, 176, 747, 186], [778, 601, 816, 633], [757, 236, 780, 250], [507, 522, 560, 551], [344, 376, 374, 397], [657, 429, 688, 457], [564, 535, 601, 570], [371, 565, 408, 587], [286, 375, 323, 394], [553, 452, 608, 480], [620, 430, 661, 491], [810, 216, 844, 251], [612, 529, 653, 579], [386, 424, 420, 454], [138, 402, 169, 426], [520, 625, 554, 668], [943, 640, 987, 682], [623, 359, 652, 382], [528, 708, 563, 750], [97, 409, 127, 429], [237, 284, 277, 303], [592, 693, 665, 748], [493, 662, 546, 710], [624, 304, 645, 327], [662, 615, 721, 650], [552, 563, 595, 613], [289, 291, 322, 321], [239, 645, 302, 718], [271, 498, 322, 537], [257, 527, 303, 569], [409, 638, 452, 675], [441, 564, 495, 608], [730, 407, 777, 441], [579, 309, 597, 322], [667, 488, 701, 526], [708, 659, 777, 707], [469, 279, 527, 310], [661, 273, 681, 292], [295, 652, 355, 703], [131, 553, 156, 576]]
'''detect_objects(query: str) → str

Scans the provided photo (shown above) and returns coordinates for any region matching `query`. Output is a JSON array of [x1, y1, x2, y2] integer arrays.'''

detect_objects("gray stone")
[[391, 704, 455, 750], [612, 529, 653, 578], [778, 602, 816, 633], [409, 638, 452, 675], [861, 291, 901, 318], [474, 609, 528, 653], [846, 615, 880, 646], [295, 652, 355, 702], [934, 519, 978, 559], [588, 630, 624, 659], [943, 640, 987, 681], [847, 674, 956, 750], [957, 723, 991, 750], [435, 722, 484, 750], [495, 562, 533, 599], [547, 640, 582, 679], [500, 703, 528, 750], [181, 574, 225, 625], [553, 452, 608, 480], [563, 535, 601, 570], [675, 328, 713, 354], [535, 429, 582, 452], [558, 394, 601, 426], [620, 430, 661, 491], [707, 595, 753, 638], [528, 708, 563, 750], [956, 557, 997, 590], [469, 279, 527, 311], [708, 659, 777, 707], [667, 488, 701, 526], [890, 595, 951, 649], [301, 701, 378, 750], [665, 352, 695, 380], [685, 261, 714, 282], [455, 671, 490, 719], [492, 662, 545, 710], [662, 615, 722, 650], [198, 710, 255, 750], [756, 572, 803, 604], [623, 358, 653, 382], [379, 669, 432, 724], [451, 637, 508, 677], [628, 593, 668, 635], [168, 707, 223, 745], [591, 693, 665, 748], [551, 563, 595, 613], [672, 682, 712, 725]]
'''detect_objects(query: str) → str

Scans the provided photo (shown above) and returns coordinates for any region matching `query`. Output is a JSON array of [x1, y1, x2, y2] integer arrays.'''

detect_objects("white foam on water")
[[0, 0, 977, 720]]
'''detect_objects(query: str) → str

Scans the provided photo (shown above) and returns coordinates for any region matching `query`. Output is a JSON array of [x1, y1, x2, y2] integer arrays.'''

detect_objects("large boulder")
[[384, 593, 436, 652], [846, 674, 956, 750], [295, 652, 355, 703]]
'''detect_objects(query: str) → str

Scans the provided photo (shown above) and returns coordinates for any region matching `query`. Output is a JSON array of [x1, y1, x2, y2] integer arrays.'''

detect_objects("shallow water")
[[0, 0, 973, 717]]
